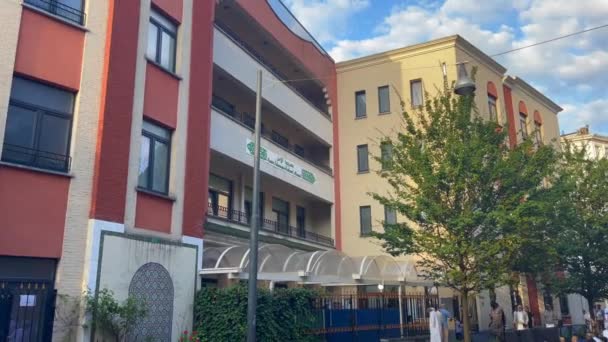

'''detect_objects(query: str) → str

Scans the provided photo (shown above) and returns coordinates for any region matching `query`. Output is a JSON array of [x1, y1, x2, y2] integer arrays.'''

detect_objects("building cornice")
[[453, 36, 507, 76], [510, 76, 563, 114]]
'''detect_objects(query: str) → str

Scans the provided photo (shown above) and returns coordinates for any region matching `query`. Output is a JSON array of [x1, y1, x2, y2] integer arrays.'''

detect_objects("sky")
[[283, 0, 608, 135]]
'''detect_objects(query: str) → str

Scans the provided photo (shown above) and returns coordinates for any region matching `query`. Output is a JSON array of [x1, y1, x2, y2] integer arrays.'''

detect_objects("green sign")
[[246, 139, 316, 184]]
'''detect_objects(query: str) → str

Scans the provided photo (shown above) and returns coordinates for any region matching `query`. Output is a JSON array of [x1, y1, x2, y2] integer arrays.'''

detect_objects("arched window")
[[129, 262, 174, 341], [487, 82, 499, 122], [533, 110, 543, 146], [518, 101, 529, 141]]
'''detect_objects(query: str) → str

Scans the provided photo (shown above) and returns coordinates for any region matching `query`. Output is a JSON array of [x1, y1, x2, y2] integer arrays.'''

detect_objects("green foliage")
[[85, 288, 148, 342], [541, 143, 608, 310], [194, 285, 320, 342]]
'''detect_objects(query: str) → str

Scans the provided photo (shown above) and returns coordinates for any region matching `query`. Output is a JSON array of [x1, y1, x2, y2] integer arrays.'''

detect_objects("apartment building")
[[561, 125, 608, 159], [335, 35, 586, 329], [0, 0, 339, 340]]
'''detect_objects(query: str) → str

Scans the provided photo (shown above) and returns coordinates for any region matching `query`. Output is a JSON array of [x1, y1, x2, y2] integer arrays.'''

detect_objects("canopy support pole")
[[399, 284, 404, 337]]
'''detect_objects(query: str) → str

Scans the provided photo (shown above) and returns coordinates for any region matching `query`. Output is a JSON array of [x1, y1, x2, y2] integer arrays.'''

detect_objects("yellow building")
[[336, 35, 571, 328], [561, 125, 608, 159]]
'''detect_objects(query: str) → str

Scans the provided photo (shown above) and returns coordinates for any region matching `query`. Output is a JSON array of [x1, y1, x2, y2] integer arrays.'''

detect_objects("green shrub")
[[193, 285, 320, 342]]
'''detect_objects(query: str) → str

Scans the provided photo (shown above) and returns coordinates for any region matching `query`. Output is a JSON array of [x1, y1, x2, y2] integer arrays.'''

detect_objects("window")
[[147, 9, 177, 72], [378, 85, 390, 113], [294, 145, 305, 158], [208, 174, 232, 218], [543, 287, 554, 309], [244, 187, 264, 224], [357, 144, 369, 173], [211, 95, 235, 116], [271, 130, 289, 149], [534, 122, 542, 146], [488, 95, 498, 122], [410, 79, 423, 107], [360, 206, 372, 235], [272, 197, 290, 234], [381, 142, 393, 170], [296, 206, 306, 237], [138, 120, 171, 194], [519, 113, 528, 141], [2, 77, 75, 172], [24, 0, 85, 25], [384, 206, 397, 225], [355, 90, 366, 118]]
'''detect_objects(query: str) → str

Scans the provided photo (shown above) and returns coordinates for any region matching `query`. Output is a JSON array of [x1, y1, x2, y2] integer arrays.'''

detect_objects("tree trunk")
[[462, 291, 471, 342]]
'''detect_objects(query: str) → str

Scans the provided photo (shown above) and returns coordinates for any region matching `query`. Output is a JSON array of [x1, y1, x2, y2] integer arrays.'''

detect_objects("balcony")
[[210, 107, 334, 202], [24, 0, 86, 25], [207, 204, 334, 247], [213, 26, 333, 145], [1, 143, 71, 172]]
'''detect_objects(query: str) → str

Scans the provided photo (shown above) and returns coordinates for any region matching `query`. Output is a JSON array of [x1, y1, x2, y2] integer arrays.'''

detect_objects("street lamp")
[[454, 62, 476, 96]]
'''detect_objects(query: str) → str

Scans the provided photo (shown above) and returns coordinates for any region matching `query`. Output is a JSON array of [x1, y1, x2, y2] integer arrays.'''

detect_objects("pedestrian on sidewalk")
[[525, 305, 534, 328], [489, 301, 506, 342], [439, 303, 451, 342], [513, 304, 529, 331]]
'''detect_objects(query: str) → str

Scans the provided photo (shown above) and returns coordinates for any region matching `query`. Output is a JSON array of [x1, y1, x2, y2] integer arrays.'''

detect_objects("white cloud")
[[283, 0, 370, 43], [560, 100, 608, 135], [302, 0, 608, 138]]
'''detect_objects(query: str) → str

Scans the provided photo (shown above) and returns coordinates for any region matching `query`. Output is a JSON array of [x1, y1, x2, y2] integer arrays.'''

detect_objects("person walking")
[[513, 304, 529, 331], [595, 305, 604, 334], [545, 304, 558, 328], [429, 307, 443, 342], [439, 304, 451, 342], [489, 301, 506, 342], [585, 310, 593, 333]]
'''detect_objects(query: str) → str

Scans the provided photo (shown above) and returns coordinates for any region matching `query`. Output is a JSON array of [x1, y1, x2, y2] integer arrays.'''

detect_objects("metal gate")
[[310, 291, 439, 341], [0, 280, 56, 342]]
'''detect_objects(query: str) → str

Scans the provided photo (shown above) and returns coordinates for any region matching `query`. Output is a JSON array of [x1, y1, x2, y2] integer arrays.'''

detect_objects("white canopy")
[[201, 244, 431, 286]]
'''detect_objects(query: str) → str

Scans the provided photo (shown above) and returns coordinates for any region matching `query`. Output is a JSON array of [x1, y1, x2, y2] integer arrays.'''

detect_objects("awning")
[[201, 244, 431, 286]]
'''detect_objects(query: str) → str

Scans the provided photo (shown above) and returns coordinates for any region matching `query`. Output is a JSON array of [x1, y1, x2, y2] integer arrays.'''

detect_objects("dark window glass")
[[360, 206, 372, 235], [147, 10, 177, 72], [211, 95, 235, 116], [384, 206, 397, 225], [2, 77, 74, 172], [355, 90, 366, 118], [357, 144, 369, 172], [272, 197, 290, 234], [24, 0, 85, 25], [543, 287, 554, 309], [411, 80, 423, 107], [294, 145, 305, 157], [519, 113, 528, 140], [271, 130, 289, 149], [296, 206, 306, 237], [245, 187, 264, 223], [488, 95, 498, 122], [381, 142, 393, 170], [378, 85, 390, 113], [138, 121, 171, 194], [208, 174, 232, 219], [559, 295, 569, 315]]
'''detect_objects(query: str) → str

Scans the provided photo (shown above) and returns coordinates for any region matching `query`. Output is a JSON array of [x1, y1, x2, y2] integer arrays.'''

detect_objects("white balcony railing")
[[213, 27, 333, 146], [210, 108, 334, 203]]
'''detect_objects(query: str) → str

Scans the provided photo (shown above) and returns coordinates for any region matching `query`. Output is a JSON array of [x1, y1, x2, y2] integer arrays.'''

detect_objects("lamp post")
[[246, 70, 263, 342], [454, 62, 476, 96]]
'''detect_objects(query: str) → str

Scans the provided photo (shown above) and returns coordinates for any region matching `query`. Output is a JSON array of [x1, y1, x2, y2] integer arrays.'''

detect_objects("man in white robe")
[[429, 307, 443, 342]]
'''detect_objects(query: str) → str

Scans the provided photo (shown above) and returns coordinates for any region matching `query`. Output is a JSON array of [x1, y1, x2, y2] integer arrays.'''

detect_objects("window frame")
[[380, 141, 393, 170], [272, 197, 290, 234], [378, 85, 390, 114], [148, 10, 178, 72], [24, 0, 86, 25], [355, 90, 367, 118], [208, 173, 233, 218], [519, 113, 528, 141], [296, 205, 306, 237], [357, 144, 369, 173], [2, 78, 75, 172], [359, 205, 372, 236], [410, 79, 424, 108], [138, 120, 172, 195], [384, 205, 397, 225], [534, 122, 542, 146], [488, 95, 498, 122]]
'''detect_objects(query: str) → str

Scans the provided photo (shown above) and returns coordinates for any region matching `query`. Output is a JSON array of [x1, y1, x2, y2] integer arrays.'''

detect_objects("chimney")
[[579, 125, 589, 135]]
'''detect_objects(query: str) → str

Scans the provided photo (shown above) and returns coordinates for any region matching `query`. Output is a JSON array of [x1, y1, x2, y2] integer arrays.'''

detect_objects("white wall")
[[211, 109, 334, 202], [213, 28, 333, 145]]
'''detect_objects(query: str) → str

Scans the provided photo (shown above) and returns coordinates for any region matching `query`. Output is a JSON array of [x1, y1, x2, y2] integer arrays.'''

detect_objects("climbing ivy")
[[194, 285, 320, 342]]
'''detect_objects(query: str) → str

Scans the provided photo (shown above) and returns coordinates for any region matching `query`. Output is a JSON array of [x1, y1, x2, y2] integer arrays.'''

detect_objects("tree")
[[371, 77, 557, 341], [545, 144, 608, 319], [85, 288, 148, 342]]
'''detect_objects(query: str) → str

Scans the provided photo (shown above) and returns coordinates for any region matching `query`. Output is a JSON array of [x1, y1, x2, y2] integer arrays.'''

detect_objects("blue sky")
[[284, 0, 608, 135]]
